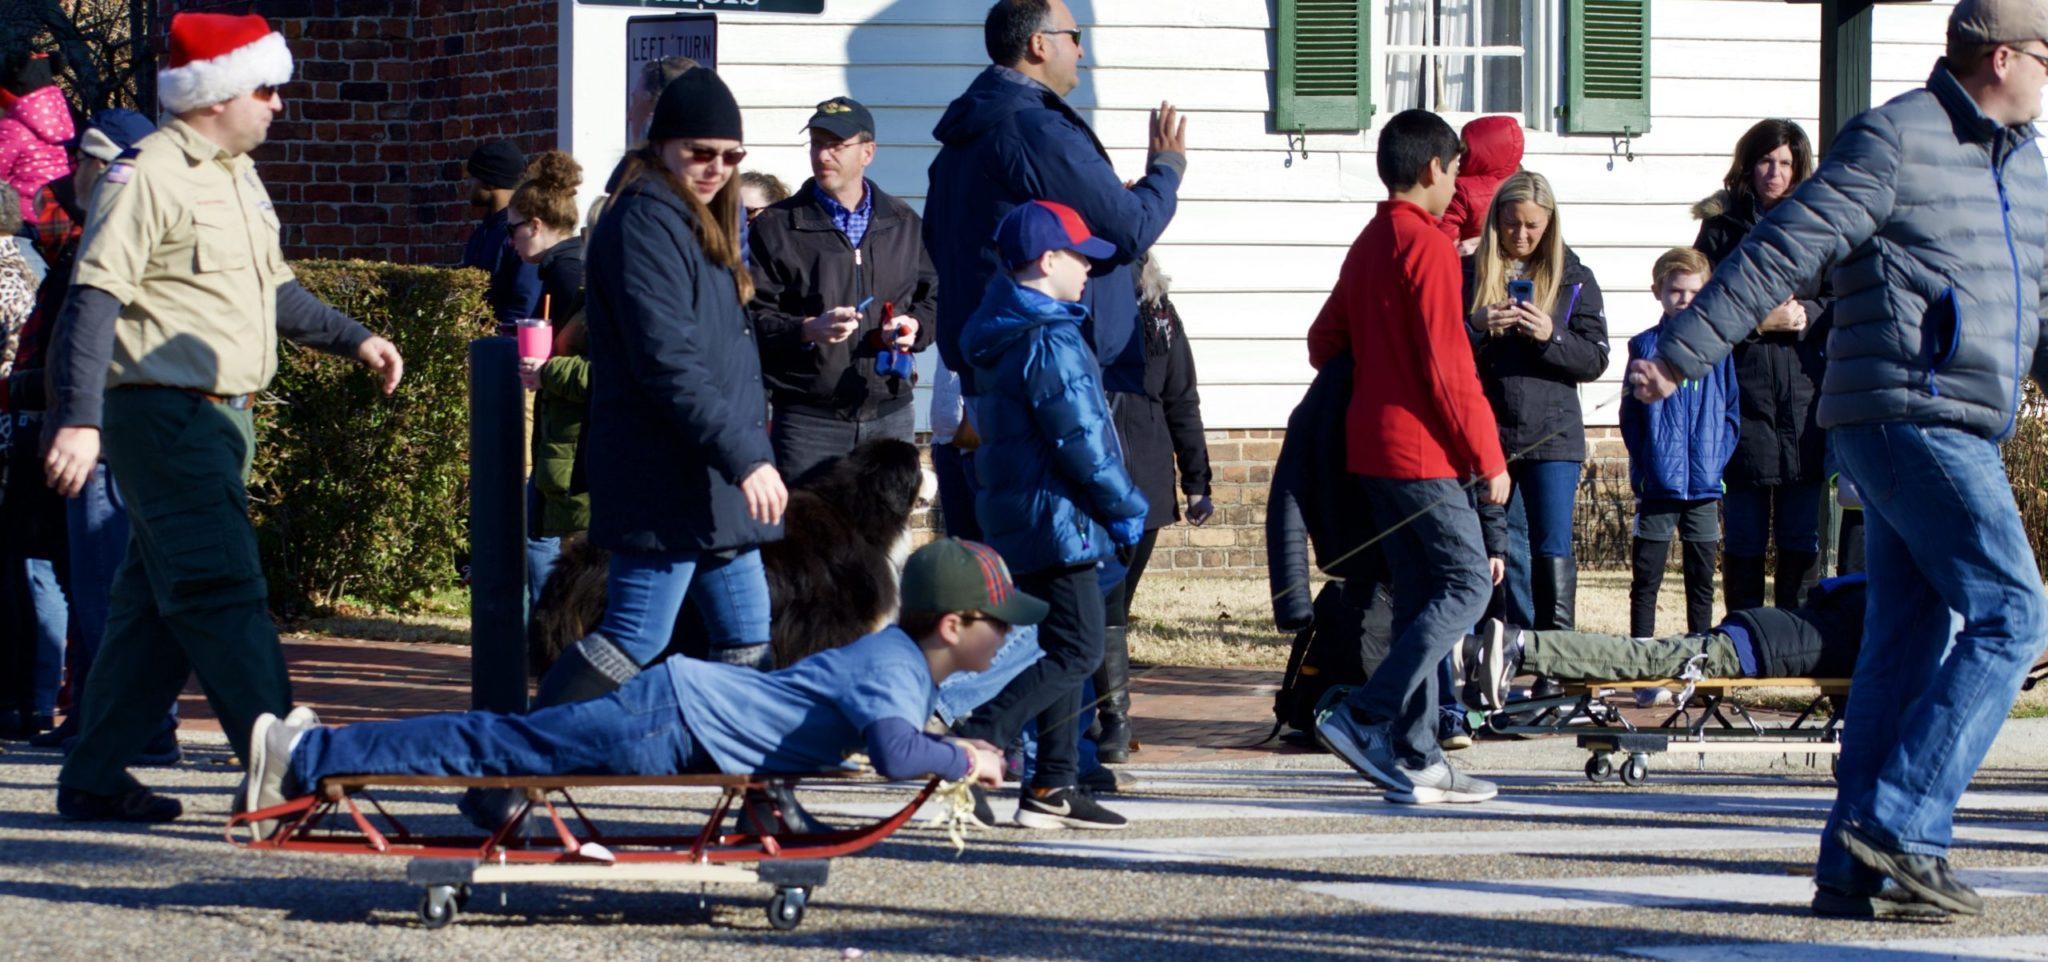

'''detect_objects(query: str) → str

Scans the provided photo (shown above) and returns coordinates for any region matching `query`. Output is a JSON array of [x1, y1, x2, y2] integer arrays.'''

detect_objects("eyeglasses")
[[2012, 46, 2048, 70], [684, 144, 749, 167], [811, 137, 873, 154], [507, 218, 538, 236], [1040, 27, 1083, 44]]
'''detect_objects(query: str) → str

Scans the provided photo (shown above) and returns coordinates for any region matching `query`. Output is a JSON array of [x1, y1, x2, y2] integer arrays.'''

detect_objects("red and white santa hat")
[[157, 12, 293, 114]]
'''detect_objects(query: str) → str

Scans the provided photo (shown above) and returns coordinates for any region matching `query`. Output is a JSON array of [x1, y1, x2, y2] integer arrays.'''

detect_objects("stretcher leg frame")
[[225, 772, 939, 931]]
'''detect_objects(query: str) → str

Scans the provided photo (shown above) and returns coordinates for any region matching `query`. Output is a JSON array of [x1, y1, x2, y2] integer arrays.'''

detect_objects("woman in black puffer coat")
[[1692, 119, 1831, 611]]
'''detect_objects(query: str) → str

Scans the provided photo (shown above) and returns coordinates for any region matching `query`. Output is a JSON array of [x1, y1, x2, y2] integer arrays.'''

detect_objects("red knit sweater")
[[1306, 199, 1506, 481]]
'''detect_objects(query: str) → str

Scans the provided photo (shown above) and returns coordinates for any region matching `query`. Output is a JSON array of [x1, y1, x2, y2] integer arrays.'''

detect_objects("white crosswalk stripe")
[[1625, 934, 2048, 961], [1304, 866, 2048, 916]]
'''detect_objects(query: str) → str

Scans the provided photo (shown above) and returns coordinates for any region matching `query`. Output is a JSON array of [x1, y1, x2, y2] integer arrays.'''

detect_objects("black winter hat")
[[3, 53, 55, 97], [647, 66, 743, 143], [467, 140, 525, 190]]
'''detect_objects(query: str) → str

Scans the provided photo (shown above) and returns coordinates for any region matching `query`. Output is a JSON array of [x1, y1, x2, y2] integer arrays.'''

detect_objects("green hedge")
[[249, 261, 492, 616]]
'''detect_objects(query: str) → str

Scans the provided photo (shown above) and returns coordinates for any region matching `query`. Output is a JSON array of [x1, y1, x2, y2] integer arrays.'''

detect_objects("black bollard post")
[[469, 336, 529, 713]]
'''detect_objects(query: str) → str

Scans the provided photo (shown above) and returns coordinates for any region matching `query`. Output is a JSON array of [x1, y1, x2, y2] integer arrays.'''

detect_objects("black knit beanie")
[[647, 66, 743, 143], [3, 53, 54, 97], [467, 140, 526, 190]]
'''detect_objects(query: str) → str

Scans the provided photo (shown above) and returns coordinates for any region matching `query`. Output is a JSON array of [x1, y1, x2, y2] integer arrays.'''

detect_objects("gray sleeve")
[[1657, 114, 1900, 380], [48, 286, 124, 430], [276, 280, 374, 356]]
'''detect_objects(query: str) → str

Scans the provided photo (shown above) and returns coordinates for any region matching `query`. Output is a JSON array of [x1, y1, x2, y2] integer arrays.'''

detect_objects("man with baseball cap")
[[948, 199, 1146, 830], [748, 95, 937, 482], [42, 11, 405, 824], [1629, 0, 2048, 921], [239, 538, 1040, 830]]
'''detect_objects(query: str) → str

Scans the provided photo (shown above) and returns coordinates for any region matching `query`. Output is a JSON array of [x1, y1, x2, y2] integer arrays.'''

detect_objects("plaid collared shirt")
[[30, 183, 79, 266], [815, 180, 874, 249]]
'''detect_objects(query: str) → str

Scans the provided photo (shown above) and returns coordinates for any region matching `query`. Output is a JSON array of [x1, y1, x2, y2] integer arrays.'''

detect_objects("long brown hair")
[[510, 150, 583, 233], [1471, 170, 1566, 316], [616, 144, 754, 304], [1722, 119, 1813, 210]]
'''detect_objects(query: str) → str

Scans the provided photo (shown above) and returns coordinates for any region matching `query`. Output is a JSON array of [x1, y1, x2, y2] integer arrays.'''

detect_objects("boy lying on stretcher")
[[1457, 573, 1867, 711], [238, 539, 1035, 834]]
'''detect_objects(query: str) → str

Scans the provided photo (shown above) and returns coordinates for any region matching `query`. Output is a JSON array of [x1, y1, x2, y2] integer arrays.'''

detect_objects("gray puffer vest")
[[1659, 62, 2048, 440]]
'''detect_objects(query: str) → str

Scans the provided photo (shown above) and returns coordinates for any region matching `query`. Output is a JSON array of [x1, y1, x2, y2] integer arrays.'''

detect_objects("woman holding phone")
[[1462, 169, 1609, 631]]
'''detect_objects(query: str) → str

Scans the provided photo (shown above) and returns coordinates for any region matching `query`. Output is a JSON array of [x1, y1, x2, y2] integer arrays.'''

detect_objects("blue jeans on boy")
[[1342, 477, 1492, 768], [288, 669, 712, 793], [1724, 481, 1823, 556], [1816, 424, 2048, 893], [524, 480, 561, 611], [595, 547, 772, 665], [25, 559, 66, 717]]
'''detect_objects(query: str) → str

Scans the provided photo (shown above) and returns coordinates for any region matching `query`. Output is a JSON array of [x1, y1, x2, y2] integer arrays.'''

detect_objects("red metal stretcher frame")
[[225, 771, 940, 930]]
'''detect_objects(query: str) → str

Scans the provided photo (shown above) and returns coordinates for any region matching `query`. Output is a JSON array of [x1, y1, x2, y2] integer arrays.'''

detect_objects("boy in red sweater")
[[1305, 109, 1510, 805]]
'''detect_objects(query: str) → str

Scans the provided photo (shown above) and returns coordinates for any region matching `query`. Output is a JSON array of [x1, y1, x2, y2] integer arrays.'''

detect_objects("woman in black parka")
[[1692, 119, 1830, 611]]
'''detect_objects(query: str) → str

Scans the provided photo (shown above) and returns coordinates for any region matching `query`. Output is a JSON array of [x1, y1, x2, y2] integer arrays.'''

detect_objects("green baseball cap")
[[899, 538, 1050, 626]]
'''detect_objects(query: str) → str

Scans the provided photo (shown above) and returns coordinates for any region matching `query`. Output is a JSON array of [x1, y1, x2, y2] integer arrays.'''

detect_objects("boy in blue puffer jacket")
[[1621, 248, 1739, 638], [954, 199, 1148, 831]]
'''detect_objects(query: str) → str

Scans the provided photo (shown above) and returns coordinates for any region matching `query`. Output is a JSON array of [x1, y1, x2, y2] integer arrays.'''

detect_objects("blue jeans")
[[1723, 480, 1823, 556], [594, 547, 772, 665], [931, 443, 982, 541], [1816, 424, 2048, 892], [1501, 493, 1534, 627], [25, 559, 67, 716], [288, 669, 711, 793], [1510, 459, 1581, 559], [525, 536, 561, 611], [1343, 477, 1492, 767]]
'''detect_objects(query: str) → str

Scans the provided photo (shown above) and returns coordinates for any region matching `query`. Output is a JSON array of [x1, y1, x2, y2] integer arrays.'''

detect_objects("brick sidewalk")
[[168, 634, 1301, 766]]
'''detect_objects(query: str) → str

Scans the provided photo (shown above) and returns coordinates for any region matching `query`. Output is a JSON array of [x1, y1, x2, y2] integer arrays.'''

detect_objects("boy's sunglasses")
[[960, 612, 1013, 633], [685, 144, 749, 166]]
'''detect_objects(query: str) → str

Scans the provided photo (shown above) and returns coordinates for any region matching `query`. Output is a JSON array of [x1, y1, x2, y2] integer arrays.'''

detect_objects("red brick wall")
[[165, 1, 559, 263]]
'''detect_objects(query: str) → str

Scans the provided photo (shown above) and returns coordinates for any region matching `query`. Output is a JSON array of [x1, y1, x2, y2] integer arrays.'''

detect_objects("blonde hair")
[[615, 145, 754, 304], [1471, 170, 1566, 315], [1651, 247, 1711, 292]]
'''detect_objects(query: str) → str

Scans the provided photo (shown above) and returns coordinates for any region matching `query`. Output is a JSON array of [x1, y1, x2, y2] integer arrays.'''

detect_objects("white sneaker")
[[241, 708, 322, 840], [1386, 761, 1497, 804]]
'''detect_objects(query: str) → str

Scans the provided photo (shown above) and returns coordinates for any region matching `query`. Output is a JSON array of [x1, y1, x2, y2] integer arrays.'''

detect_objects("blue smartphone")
[[1508, 279, 1534, 304]]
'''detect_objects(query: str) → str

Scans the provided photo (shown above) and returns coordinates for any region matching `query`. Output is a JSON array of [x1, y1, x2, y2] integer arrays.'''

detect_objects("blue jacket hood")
[[934, 67, 1055, 147], [961, 274, 1090, 367]]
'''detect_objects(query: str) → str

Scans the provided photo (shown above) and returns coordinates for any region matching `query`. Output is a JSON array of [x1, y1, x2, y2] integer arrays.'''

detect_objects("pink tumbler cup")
[[516, 318, 553, 362]]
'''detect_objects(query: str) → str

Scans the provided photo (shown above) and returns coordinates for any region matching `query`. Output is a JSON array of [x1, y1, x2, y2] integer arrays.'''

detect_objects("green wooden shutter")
[[1563, 0, 1651, 134], [1277, 0, 1373, 131]]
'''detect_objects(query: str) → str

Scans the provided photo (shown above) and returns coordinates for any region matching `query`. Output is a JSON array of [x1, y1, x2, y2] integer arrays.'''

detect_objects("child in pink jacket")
[[1435, 115, 1523, 253], [0, 54, 75, 224]]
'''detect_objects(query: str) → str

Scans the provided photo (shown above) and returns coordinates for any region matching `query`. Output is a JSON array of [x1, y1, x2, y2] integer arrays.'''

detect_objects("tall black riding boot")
[[1533, 556, 1578, 631], [1628, 538, 1666, 639], [1775, 550, 1821, 609], [1724, 554, 1767, 613], [1681, 540, 1719, 634], [1094, 625, 1133, 763]]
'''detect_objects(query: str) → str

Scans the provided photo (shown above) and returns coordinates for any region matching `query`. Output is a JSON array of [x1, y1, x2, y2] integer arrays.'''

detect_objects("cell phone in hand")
[[1508, 279, 1535, 305]]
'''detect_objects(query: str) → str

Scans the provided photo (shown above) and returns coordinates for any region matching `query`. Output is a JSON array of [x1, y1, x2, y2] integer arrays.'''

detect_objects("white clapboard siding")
[[565, 0, 1959, 430]]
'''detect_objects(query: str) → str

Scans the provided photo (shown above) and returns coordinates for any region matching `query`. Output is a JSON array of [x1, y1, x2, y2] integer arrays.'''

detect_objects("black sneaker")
[[131, 727, 182, 767], [1811, 883, 1952, 923], [1015, 787, 1128, 831], [736, 783, 831, 837], [57, 784, 182, 823], [1437, 712, 1474, 751], [27, 717, 76, 750], [1836, 822, 1984, 916]]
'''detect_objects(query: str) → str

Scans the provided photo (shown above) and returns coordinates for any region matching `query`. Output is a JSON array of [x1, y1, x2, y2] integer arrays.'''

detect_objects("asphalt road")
[[5, 723, 2048, 961]]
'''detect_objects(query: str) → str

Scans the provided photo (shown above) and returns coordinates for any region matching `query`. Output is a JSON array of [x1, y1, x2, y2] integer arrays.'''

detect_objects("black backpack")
[[1271, 578, 1394, 737]]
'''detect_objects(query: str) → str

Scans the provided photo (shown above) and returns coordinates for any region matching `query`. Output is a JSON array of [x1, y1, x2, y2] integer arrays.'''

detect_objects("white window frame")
[[1369, 0, 1558, 132]]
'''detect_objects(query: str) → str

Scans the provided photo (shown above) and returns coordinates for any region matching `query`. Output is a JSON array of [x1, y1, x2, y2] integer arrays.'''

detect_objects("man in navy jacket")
[[925, 0, 1187, 398]]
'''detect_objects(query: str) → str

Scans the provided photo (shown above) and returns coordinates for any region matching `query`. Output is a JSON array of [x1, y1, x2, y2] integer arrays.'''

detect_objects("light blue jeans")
[[1817, 423, 2048, 892], [594, 547, 772, 665], [24, 559, 66, 716]]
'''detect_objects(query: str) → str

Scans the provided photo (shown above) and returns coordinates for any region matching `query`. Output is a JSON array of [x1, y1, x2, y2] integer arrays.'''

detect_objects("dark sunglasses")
[[253, 84, 282, 102], [959, 612, 1013, 634], [1040, 27, 1083, 44], [684, 144, 749, 166]]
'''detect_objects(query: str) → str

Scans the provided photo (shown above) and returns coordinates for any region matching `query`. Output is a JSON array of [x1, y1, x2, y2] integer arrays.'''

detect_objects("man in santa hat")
[[40, 12, 405, 823]]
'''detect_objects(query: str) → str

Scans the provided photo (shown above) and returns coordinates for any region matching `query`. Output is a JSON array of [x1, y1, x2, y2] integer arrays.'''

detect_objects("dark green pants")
[[59, 388, 288, 795], [1523, 628, 1744, 683]]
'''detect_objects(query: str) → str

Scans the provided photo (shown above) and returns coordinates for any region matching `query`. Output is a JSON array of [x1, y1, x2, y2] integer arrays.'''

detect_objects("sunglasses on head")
[[684, 144, 749, 166]]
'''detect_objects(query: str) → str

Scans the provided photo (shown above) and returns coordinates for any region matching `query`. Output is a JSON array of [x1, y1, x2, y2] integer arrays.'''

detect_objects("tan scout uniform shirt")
[[71, 119, 292, 396]]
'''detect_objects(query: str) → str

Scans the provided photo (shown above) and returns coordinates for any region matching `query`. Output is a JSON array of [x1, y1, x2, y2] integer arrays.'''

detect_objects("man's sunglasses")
[[253, 85, 282, 102], [684, 144, 749, 166], [1040, 27, 1083, 44]]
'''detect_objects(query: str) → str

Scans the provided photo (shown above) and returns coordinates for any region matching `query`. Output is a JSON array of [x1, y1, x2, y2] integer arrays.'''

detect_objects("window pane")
[[1484, 0, 1523, 47], [1387, 52, 1426, 111], [1436, 53, 1476, 112], [1483, 56, 1523, 112], [1436, 0, 1478, 47]]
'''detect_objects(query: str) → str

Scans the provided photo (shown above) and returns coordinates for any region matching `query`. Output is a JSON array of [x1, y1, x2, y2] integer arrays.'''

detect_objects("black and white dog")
[[530, 438, 938, 674]]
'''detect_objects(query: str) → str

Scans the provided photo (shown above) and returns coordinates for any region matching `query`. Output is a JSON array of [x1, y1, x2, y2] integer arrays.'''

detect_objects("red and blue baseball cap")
[[996, 200, 1117, 270]]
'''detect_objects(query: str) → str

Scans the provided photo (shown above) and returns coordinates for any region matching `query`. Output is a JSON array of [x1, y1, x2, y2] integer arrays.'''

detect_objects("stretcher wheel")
[[767, 887, 808, 931], [1585, 753, 1616, 783], [418, 885, 459, 930], [1620, 754, 1650, 786]]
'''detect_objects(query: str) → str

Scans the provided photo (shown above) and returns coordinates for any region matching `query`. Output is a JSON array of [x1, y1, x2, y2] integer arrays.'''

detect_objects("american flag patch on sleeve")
[[105, 164, 134, 185]]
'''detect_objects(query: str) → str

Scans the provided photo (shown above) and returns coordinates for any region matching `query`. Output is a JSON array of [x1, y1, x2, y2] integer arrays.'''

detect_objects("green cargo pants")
[[1523, 628, 1744, 683], [59, 388, 289, 796]]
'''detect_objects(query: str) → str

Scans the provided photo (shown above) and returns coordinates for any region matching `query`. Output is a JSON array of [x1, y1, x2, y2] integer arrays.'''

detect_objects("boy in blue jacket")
[[1621, 248, 1739, 638], [954, 199, 1148, 831]]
